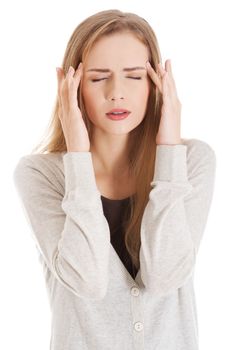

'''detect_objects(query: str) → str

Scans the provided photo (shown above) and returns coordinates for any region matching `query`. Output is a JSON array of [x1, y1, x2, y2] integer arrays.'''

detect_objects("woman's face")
[[81, 32, 151, 135]]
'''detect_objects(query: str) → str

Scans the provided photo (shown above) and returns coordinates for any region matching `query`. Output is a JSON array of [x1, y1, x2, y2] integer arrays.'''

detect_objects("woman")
[[13, 9, 216, 350]]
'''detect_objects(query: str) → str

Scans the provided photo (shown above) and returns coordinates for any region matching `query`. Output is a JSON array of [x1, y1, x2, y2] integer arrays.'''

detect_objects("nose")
[[106, 78, 125, 101]]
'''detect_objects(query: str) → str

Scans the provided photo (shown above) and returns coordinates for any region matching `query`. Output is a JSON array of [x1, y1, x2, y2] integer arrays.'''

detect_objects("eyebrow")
[[86, 66, 146, 73]]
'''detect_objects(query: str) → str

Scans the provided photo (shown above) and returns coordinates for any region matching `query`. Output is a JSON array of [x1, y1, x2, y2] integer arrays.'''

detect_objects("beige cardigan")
[[13, 138, 216, 350]]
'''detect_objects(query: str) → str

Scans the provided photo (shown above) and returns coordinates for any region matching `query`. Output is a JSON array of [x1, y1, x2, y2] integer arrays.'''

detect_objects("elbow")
[[144, 274, 193, 297], [53, 252, 109, 300], [142, 250, 196, 297], [57, 268, 108, 301], [143, 271, 194, 297], [69, 280, 108, 300]]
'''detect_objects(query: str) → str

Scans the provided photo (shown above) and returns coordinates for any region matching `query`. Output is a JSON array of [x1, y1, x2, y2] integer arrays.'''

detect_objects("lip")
[[106, 108, 131, 114], [106, 108, 131, 121], [106, 112, 130, 120]]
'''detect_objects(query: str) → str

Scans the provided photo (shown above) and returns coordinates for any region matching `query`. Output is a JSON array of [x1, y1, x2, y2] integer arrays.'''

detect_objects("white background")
[[1, 0, 233, 349]]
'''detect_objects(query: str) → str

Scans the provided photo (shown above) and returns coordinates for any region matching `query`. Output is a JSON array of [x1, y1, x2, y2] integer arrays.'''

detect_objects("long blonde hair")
[[31, 9, 163, 272]]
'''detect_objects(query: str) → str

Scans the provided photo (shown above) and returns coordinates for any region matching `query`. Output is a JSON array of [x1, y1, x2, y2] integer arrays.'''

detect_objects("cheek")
[[81, 82, 90, 99], [81, 89, 93, 115], [82, 84, 94, 106], [81, 87, 102, 120], [138, 81, 150, 101], [82, 82, 103, 105]]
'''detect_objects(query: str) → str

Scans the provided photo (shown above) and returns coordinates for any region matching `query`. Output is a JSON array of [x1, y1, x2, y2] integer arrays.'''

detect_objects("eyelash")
[[91, 77, 142, 82]]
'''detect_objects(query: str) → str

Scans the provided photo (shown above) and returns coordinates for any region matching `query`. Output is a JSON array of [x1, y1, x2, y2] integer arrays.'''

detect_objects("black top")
[[100, 195, 138, 279]]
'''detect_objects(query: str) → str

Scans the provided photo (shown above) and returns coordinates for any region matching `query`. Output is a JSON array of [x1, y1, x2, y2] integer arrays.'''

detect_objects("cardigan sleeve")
[[139, 139, 216, 296], [13, 152, 110, 300]]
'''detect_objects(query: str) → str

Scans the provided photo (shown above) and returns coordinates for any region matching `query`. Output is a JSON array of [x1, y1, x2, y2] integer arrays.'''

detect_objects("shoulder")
[[181, 137, 216, 163], [182, 137, 215, 154], [181, 138, 216, 182], [13, 151, 66, 195]]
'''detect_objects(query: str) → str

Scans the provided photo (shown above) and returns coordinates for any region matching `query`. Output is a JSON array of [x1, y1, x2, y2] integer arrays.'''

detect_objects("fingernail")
[[146, 61, 150, 68], [56, 67, 60, 73]]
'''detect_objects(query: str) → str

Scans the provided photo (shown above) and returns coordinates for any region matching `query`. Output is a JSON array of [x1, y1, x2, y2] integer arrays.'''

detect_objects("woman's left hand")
[[146, 59, 182, 145]]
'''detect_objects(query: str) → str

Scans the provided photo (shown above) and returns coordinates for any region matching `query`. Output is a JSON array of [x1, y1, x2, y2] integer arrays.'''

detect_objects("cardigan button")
[[134, 321, 143, 332], [131, 286, 140, 296]]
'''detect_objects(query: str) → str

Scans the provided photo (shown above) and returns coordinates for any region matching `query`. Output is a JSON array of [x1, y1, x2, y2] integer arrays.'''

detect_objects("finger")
[[157, 62, 167, 77], [74, 62, 83, 77], [56, 68, 66, 115], [164, 60, 177, 94], [146, 61, 163, 93], [65, 66, 75, 79], [67, 63, 82, 100], [57, 92, 63, 121], [165, 59, 172, 75], [73, 62, 83, 85], [56, 67, 64, 86]]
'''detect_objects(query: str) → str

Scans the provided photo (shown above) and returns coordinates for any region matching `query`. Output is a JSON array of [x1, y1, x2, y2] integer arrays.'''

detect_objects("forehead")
[[84, 32, 149, 67]]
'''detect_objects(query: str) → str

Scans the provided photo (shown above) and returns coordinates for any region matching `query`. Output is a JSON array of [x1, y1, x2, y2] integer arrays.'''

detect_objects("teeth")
[[111, 112, 126, 114]]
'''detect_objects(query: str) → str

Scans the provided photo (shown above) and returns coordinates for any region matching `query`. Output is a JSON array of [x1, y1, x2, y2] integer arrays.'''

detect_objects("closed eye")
[[91, 77, 142, 82]]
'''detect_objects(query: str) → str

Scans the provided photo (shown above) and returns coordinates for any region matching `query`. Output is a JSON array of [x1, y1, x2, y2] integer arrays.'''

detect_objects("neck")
[[90, 130, 130, 178]]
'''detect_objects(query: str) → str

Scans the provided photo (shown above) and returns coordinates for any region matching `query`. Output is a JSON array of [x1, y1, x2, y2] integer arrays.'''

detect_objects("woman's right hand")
[[56, 63, 90, 152]]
